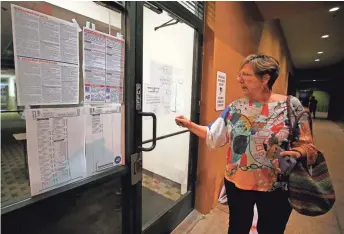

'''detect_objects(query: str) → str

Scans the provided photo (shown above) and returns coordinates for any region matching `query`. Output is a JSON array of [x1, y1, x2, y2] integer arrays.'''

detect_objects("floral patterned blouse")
[[206, 96, 317, 192]]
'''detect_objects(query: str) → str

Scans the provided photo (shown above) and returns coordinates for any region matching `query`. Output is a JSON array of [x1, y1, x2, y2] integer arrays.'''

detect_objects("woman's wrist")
[[291, 149, 302, 158], [186, 120, 192, 128]]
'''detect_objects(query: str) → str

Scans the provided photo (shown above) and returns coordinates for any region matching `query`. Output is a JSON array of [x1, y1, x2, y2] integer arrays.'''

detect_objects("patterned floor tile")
[[142, 171, 182, 201], [1, 137, 31, 207]]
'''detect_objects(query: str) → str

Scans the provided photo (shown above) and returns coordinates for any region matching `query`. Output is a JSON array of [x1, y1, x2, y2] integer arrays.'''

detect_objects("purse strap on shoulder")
[[295, 110, 313, 136], [286, 96, 313, 144], [286, 96, 294, 142]]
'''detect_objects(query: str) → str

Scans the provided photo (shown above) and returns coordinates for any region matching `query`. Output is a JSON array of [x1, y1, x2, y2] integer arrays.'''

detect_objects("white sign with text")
[[216, 71, 226, 111]]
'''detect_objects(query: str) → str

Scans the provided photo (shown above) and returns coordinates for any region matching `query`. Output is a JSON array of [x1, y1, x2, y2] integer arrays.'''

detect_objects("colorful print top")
[[206, 96, 317, 192]]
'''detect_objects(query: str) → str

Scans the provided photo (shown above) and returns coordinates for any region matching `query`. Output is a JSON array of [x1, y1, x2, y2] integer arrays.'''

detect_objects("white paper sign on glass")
[[216, 71, 227, 111], [26, 107, 86, 196], [83, 28, 124, 104], [150, 60, 173, 87], [148, 61, 173, 114], [143, 84, 161, 115], [11, 4, 79, 106], [85, 104, 122, 176]]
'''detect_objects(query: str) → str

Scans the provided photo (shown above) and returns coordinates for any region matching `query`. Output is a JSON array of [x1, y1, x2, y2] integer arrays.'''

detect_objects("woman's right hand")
[[176, 116, 208, 139], [175, 116, 191, 128]]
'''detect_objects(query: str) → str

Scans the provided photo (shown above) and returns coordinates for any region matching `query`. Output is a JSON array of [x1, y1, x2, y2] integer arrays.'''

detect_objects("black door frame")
[[123, 2, 204, 234]]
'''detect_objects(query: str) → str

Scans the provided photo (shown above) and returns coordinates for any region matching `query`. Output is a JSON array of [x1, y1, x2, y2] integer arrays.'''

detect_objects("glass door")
[[141, 4, 196, 229], [122, 2, 204, 234]]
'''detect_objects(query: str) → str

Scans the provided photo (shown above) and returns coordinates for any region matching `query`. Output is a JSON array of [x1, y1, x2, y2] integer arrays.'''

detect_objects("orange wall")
[[195, 2, 292, 214]]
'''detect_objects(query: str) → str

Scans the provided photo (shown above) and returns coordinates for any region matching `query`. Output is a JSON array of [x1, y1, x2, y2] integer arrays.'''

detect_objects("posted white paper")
[[216, 71, 226, 111], [175, 81, 185, 114], [85, 104, 122, 176], [161, 87, 172, 114], [83, 28, 124, 104], [143, 84, 160, 114], [147, 61, 173, 114], [11, 4, 79, 106], [150, 60, 173, 87], [26, 107, 86, 196], [170, 83, 177, 112], [17, 57, 79, 104]]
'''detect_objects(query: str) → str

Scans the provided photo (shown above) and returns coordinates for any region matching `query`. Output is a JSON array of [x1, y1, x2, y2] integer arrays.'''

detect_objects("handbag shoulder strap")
[[287, 95, 313, 143], [286, 95, 294, 142], [294, 110, 313, 136]]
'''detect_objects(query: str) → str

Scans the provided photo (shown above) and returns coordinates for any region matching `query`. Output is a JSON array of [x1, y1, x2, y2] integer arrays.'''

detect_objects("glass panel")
[[142, 132, 191, 226], [142, 5, 195, 227], [1, 0, 123, 208], [142, 5, 195, 140]]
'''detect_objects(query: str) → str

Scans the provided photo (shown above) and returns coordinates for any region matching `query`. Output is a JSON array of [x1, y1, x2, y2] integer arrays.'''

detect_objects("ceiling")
[[256, 2, 344, 69]]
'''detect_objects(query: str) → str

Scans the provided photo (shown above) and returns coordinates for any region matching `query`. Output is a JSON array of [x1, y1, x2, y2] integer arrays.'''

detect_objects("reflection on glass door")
[[141, 5, 195, 228]]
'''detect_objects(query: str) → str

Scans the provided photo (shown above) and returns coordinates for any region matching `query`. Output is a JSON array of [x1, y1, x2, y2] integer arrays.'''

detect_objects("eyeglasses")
[[237, 72, 253, 79]]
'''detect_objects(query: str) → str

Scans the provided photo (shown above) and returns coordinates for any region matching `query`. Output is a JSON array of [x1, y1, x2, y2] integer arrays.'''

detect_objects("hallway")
[[172, 118, 344, 234]]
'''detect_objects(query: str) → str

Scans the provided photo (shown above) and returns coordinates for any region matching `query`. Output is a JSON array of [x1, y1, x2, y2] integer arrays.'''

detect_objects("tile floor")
[[172, 118, 344, 234], [143, 170, 182, 201], [1, 137, 30, 207]]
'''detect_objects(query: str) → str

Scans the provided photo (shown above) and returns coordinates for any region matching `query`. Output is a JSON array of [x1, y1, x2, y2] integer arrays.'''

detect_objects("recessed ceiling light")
[[321, 35, 329, 38], [317, 51, 323, 54], [329, 7, 340, 12], [313, 80, 316, 82], [315, 59, 320, 62]]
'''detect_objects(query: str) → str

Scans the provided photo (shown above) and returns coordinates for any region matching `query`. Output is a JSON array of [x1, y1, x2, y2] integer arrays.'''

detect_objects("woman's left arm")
[[280, 97, 318, 165], [289, 120, 318, 165]]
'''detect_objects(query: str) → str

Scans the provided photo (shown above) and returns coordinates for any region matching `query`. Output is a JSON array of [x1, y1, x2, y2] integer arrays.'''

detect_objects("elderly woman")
[[175, 54, 316, 234]]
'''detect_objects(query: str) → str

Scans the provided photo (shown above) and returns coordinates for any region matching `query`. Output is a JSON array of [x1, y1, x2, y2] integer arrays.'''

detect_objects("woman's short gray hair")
[[240, 54, 280, 90]]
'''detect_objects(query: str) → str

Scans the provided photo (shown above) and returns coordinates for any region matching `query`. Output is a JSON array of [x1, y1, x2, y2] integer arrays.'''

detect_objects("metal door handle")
[[138, 112, 157, 152]]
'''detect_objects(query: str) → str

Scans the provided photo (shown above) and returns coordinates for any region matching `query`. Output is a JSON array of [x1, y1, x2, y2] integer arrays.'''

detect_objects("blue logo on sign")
[[115, 156, 121, 164]]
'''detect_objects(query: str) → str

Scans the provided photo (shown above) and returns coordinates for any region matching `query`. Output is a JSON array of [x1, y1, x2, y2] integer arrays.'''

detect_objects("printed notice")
[[26, 108, 86, 196], [161, 87, 172, 114], [147, 61, 173, 114], [216, 71, 226, 111], [170, 83, 177, 112], [83, 28, 124, 104], [170, 80, 184, 114], [85, 104, 122, 176], [150, 61, 173, 87], [11, 4, 79, 106], [17, 57, 79, 104], [143, 84, 160, 114]]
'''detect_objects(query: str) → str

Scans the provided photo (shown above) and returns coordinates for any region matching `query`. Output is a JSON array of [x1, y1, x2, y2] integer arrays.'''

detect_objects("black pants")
[[309, 108, 316, 118], [224, 179, 292, 234]]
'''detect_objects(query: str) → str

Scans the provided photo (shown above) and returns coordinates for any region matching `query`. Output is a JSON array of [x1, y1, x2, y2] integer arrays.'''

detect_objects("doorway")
[[123, 2, 204, 233]]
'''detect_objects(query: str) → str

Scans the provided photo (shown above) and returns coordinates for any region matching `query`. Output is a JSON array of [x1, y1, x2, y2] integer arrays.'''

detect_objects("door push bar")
[[137, 112, 157, 152]]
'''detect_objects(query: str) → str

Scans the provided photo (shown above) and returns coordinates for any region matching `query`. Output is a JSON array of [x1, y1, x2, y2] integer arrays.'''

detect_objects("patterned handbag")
[[286, 96, 336, 216]]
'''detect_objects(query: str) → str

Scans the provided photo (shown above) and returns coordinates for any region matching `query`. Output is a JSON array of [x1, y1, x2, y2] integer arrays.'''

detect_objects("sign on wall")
[[215, 71, 226, 111]]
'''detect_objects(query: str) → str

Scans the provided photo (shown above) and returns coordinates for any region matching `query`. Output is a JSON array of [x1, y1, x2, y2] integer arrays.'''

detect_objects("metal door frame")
[[123, 2, 204, 234]]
